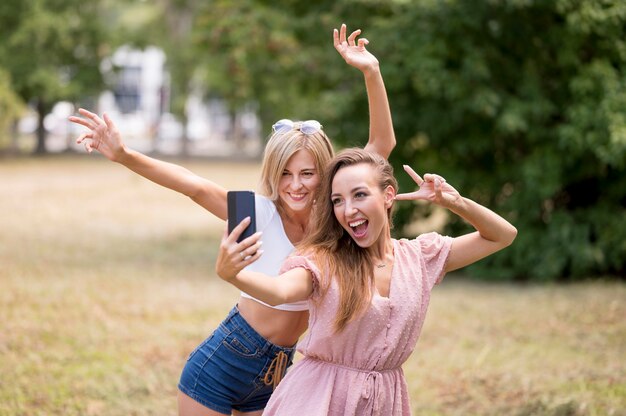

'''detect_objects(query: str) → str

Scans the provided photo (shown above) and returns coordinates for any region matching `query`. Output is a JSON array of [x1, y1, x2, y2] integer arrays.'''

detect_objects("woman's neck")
[[368, 227, 394, 264], [277, 202, 311, 244]]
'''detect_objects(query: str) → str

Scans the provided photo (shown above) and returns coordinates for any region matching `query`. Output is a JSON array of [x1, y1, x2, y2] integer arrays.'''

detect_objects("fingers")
[[78, 108, 105, 127], [68, 115, 95, 130], [423, 173, 445, 183], [238, 236, 263, 261], [357, 38, 369, 49], [226, 217, 251, 244], [333, 28, 339, 47], [395, 191, 421, 201], [347, 28, 361, 47], [403, 165, 424, 186], [103, 112, 120, 137], [339, 23, 346, 44], [76, 131, 93, 144]]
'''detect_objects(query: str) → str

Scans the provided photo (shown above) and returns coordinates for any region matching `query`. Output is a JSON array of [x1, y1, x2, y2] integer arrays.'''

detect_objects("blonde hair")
[[298, 148, 398, 332], [258, 124, 334, 201]]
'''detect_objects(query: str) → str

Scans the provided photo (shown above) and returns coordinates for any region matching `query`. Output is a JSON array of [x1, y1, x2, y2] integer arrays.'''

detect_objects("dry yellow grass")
[[1, 155, 624, 416]]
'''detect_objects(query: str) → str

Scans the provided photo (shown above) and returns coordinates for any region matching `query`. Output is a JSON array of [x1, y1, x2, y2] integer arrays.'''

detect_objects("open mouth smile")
[[349, 219, 368, 238]]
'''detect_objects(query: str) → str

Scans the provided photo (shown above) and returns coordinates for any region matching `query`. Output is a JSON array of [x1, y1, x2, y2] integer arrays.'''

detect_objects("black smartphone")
[[227, 190, 256, 243]]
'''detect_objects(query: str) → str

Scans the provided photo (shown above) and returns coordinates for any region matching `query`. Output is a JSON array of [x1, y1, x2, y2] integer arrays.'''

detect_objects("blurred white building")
[[21, 45, 262, 156]]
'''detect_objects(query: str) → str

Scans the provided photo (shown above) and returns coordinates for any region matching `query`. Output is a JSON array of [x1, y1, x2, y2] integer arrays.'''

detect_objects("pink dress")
[[263, 232, 453, 416]]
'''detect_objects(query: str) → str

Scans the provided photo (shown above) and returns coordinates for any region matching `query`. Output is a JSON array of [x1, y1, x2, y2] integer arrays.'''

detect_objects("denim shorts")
[[178, 306, 296, 415]]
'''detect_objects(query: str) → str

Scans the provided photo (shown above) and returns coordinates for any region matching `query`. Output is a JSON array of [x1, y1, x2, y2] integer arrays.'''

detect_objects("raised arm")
[[334, 23, 396, 159], [69, 109, 228, 220], [215, 218, 314, 305], [396, 166, 518, 272]]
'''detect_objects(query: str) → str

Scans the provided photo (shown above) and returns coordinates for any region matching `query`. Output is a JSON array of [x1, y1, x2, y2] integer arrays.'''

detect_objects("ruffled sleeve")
[[280, 254, 323, 300], [416, 232, 453, 289]]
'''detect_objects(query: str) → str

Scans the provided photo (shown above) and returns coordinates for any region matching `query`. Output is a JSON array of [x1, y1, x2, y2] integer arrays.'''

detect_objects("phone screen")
[[227, 191, 256, 243]]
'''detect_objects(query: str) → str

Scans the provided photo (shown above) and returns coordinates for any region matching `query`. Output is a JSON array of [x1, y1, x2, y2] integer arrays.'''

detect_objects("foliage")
[[190, 0, 625, 280], [0, 0, 110, 153], [378, 0, 626, 280], [0, 68, 24, 139]]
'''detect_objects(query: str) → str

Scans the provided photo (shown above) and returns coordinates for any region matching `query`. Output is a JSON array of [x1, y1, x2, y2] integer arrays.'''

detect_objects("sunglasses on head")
[[272, 119, 323, 135]]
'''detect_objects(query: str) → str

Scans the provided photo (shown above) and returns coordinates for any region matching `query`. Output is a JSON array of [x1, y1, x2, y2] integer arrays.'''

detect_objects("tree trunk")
[[10, 120, 19, 154], [180, 114, 189, 157], [34, 99, 47, 154]]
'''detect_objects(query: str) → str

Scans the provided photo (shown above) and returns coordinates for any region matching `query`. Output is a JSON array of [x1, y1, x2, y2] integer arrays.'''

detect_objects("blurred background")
[[0, 0, 624, 415]]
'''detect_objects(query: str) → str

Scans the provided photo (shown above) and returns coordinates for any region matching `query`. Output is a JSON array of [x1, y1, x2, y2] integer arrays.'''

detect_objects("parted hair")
[[258, 124, 334, 201], [298, 148, 398, 332]]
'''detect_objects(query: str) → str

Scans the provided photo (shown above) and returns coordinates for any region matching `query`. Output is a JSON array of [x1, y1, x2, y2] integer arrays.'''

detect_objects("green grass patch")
[[1, 156, 625, 415]]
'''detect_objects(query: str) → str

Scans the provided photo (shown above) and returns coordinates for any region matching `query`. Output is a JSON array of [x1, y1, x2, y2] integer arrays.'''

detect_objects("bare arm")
[[396, 166, 517, 272], [215, 218, 314, 305], [69, 109, 228, 220], [334, 24, 396, 159]]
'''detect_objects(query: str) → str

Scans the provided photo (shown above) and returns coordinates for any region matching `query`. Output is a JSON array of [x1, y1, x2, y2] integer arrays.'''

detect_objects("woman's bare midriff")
[[237, 296, 309, 347]]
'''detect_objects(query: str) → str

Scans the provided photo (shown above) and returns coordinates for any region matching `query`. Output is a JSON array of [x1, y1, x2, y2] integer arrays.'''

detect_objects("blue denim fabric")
[[178, 306, 295, 414]]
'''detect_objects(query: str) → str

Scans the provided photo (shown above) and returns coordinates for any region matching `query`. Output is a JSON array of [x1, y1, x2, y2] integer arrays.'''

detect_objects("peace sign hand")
[[395, 165, 461, 209]]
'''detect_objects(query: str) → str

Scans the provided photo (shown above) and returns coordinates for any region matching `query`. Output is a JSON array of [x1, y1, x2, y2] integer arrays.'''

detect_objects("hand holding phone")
[[227, 191, 256, 243]]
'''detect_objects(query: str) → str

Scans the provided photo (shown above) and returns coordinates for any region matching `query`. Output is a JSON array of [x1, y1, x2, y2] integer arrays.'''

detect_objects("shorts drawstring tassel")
[[263, 350, 289, 390]]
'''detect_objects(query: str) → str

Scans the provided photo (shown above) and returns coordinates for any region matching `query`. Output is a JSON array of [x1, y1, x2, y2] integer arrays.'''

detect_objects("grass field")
[[1, 155, 624, 416]]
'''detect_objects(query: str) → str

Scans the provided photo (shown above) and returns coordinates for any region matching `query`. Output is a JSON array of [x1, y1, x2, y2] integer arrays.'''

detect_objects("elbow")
[[501, 224, 518, 247], [384, 137, 397, 156]]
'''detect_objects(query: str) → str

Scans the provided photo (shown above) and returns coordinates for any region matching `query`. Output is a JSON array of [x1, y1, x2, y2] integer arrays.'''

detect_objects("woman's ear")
[[384, 185, 396, 209]]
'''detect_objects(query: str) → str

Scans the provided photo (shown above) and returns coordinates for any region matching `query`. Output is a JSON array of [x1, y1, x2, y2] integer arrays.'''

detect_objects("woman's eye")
[[302, 172, 314, 177], [331, 198, 342, 206], [355, 192, 367, 198]]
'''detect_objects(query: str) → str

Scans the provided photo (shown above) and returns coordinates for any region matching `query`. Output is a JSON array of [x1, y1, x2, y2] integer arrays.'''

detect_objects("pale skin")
[[70, 24, 395, 416], [217, 163, 518, 309]]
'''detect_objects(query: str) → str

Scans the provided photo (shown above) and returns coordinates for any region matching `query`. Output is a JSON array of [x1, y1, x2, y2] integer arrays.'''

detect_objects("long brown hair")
[[298, 148, 398, 332]]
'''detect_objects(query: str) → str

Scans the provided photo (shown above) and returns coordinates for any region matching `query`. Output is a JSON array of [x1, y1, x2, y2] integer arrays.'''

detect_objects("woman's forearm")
[[116, 147, 228, 219], [363, 65, 396, 159], [225, 271, 292, 306], [449, 197, 518, 247]]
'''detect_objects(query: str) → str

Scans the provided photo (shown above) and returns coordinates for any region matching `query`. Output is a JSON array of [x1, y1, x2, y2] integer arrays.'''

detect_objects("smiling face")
[[330, 163, 394, 248], [277, 149, 321, 214]]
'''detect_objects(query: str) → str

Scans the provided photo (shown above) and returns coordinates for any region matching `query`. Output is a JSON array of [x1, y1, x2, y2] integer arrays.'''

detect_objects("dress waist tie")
[[307, 357, 399, 414]]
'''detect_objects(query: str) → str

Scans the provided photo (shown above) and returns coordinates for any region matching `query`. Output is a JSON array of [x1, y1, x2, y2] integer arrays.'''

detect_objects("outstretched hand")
[[333, 23, 379, 73], [395, 165, 461, 208], [215, 217, 263, 282], [68, 108, 124, 160]]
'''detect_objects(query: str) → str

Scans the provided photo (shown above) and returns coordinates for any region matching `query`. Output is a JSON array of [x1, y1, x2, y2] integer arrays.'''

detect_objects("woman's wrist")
[[114, 144, 132, 164], [361, 62, 381, 77]]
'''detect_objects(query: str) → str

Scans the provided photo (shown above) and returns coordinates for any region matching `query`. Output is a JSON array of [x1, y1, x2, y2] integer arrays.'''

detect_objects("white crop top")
[[239, 195, 309, 311]]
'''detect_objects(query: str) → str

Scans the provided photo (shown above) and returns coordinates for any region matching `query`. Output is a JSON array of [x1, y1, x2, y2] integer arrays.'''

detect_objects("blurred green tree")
[[0, 0, 110, 154], [191, 0, 625, 280], [378, 0, 626, 280], [0, 68, 24, 149]]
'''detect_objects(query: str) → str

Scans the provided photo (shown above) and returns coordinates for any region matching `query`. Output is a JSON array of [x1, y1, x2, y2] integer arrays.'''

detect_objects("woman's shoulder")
[[395, 232, 453, 255]]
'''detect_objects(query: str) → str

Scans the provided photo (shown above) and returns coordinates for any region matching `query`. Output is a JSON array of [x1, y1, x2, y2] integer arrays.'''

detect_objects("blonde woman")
[[70, 24, 395, 416], [217, 148, 517, 415]]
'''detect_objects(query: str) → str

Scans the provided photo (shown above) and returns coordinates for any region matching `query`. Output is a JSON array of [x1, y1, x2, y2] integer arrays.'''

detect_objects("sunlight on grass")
[[1, 156, 624, 415]]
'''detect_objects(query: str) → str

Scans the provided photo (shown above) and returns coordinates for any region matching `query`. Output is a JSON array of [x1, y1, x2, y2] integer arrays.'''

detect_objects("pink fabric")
[[263, 232, 453, 416]]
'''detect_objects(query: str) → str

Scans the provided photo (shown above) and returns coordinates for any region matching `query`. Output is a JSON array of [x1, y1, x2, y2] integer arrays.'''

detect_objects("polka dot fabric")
[[263, 232, 453, 415]]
